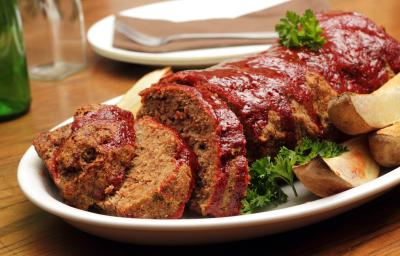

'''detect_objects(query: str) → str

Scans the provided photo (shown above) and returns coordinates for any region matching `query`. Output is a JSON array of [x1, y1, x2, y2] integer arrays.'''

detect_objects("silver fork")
[[115, 19, 278, 46]]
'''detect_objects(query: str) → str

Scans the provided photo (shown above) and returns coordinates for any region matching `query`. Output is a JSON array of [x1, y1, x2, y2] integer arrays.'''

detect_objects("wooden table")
[[1, 0, 399, 255]]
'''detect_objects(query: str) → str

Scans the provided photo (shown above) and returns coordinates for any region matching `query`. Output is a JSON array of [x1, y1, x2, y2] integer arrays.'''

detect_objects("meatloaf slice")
[[160, 65, 338, 158], [33, 105, 196, 218], [138, 84, 249, 217], [34, 104, 136, 210], [33, 124, 71, 183], [99, 116, 196, 218]]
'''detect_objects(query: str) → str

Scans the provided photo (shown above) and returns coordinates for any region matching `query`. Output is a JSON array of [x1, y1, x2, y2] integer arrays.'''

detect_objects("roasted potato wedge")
[[369, 122, 400, 167], [117, 67, 171, 114], [328, 73, 400, 135], [293, 136, 380, 197]]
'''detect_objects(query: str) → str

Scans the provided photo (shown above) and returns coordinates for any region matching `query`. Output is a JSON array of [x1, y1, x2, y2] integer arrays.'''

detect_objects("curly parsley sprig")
[[241, 138, 347, 214], [275, 9, 326, 51]]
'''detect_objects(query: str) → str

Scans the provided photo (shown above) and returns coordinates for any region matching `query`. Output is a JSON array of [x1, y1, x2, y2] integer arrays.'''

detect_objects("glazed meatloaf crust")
[[159, 12, 400, 157], [138, 85, 249, 217], [33, 105, 196, 218]]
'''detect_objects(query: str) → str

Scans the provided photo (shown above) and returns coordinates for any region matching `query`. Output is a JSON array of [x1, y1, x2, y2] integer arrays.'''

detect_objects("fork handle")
[[164, 32, 279, 43]]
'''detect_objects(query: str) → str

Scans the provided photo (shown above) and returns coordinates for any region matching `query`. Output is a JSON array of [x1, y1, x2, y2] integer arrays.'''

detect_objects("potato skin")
[[369, 131, 400, 168], [293, 158, 353, 197], [328, 94, 373, 135]]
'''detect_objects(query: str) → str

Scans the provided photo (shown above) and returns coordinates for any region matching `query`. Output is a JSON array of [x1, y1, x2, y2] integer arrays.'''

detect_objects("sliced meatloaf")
[[99, 116, 196, 219], [34, 104, 136, 209], [158, 11, 400, 157], [138, 84, 249, 217], [33, 105, 196, 219], [160, 65, 338, 158], [33, 124, 71, 183]]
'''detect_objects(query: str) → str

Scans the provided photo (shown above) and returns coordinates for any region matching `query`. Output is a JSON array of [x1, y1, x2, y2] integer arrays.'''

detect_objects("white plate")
[[17, 96, 400, 245], [86, 0, 286, 67]]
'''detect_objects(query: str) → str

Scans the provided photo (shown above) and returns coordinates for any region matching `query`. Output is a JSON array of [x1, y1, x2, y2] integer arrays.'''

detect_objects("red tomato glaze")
[[160, 12, 400, 149]]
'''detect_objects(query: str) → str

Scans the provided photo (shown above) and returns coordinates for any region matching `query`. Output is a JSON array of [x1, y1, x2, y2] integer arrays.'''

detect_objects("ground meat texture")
[[34, 104, 136, 210], [98, 116, 196, 219], [34, 107, 196, 219], [159, 11, 400, 157], [33, 124, 71, 183], [138, 85, 249, 217], [161, 67, 338, 158]]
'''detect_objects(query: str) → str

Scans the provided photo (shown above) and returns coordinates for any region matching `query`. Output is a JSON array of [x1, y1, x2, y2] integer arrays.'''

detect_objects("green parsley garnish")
[[275, 9, 326, 51], [241, 138, 347, 214]]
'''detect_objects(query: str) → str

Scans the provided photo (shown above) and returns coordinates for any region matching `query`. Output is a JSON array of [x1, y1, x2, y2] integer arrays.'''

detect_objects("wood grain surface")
[[1, 0, 399, 255]]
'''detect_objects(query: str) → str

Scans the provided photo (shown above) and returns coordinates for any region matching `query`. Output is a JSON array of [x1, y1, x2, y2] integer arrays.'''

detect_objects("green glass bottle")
[[0, 0, 31, 121]]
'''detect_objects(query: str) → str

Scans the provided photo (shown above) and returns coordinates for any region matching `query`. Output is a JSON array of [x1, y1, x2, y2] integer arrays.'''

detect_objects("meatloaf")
[[158, 12, 400, 157], [138, 85, 249, 217], [33, 105, 196, 218], [99, 116, 196, 218], [34, 104, 136, 209]]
